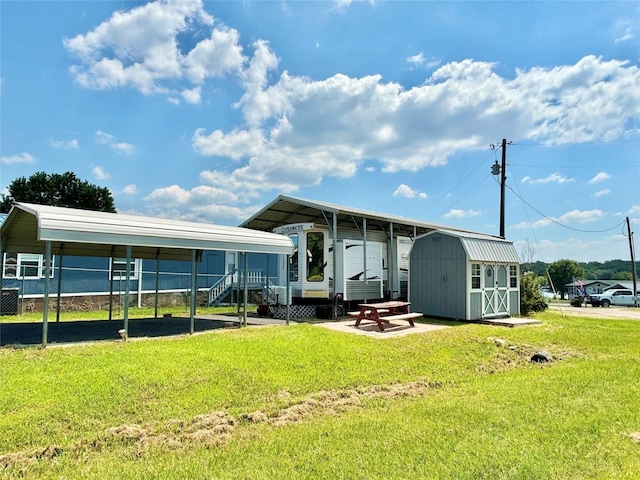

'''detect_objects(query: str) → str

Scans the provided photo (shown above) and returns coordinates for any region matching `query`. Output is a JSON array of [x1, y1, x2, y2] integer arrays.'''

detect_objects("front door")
[[483, 264, 509, 318]]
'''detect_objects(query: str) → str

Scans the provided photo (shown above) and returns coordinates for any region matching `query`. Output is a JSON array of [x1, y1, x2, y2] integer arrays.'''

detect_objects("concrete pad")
[[475, 317, 542, 327], [313, 319, 450, 338]]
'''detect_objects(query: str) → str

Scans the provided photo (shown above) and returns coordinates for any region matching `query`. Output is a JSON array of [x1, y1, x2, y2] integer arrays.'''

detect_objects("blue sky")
[[1, 0, 639, 263]]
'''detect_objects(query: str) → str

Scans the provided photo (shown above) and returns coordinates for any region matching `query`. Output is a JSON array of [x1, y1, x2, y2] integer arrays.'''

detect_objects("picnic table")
[[348, 301, 422, 331]]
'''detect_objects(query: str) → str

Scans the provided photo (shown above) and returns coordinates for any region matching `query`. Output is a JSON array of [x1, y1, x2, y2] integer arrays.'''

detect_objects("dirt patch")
[[1, 380, 442, 473], [477, 336, 582, 374]]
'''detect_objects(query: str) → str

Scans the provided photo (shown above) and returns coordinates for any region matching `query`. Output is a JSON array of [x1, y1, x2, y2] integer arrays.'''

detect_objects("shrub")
[[520, 271, 548, 315]]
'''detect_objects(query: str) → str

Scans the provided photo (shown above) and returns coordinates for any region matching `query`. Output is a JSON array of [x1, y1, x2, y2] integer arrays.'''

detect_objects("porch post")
[[42, 241, 52, 347]]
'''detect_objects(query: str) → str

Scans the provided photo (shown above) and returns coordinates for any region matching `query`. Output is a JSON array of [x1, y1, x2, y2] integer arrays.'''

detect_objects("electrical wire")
[[417, 150, 495, 220], [433, 173, 493, 220], [505, 183, 626, 233]]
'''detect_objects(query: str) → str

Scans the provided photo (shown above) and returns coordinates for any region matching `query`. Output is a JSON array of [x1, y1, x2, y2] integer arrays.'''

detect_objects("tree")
[[547, 259, 585, 299], [0, 171, 116, 213]]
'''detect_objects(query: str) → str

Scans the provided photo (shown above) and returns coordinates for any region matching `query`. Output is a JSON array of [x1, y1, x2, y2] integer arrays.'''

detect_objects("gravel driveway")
[[547, 302, 640, 320]]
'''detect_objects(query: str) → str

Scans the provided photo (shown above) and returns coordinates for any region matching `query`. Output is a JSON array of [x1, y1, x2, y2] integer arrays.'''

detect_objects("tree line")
[[523, 260, 639, 282]]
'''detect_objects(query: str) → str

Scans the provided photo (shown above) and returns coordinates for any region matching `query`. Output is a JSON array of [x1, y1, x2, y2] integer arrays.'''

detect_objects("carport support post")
[[286, 254, 290, 325], [42, 241, 52, 347], [332, 212, 338, 298], [389, 222, 395, 299], [123, 245, 132, 336], [243, 252, 249, 327], [363, 217, 367, 303], [56, 244, 63, 322], [190, 249, 197, 334], [154, 250, 160, 319]]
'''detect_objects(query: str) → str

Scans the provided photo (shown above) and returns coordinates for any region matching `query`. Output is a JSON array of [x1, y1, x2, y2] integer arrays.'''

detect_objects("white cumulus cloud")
[[444, 209, 482, 218], [1, 152, 35, 164], [51, 139, 79, 149], [522, 172, 574, 184], [588, 172, 611, 183], [63, 0, 244, 95], [393, 184, 427, 199], [92, 166, 110, 180]]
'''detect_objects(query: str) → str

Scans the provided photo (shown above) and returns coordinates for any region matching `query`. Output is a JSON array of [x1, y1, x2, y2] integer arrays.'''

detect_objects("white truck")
[[588, 288, 639, 307]]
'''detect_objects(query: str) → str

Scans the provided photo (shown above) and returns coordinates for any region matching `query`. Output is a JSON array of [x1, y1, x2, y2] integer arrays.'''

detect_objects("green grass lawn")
[[1, 311, 639, 479]]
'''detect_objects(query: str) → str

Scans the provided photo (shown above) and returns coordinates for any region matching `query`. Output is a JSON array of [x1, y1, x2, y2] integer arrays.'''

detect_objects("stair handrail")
[[207, 269, 237, 305]]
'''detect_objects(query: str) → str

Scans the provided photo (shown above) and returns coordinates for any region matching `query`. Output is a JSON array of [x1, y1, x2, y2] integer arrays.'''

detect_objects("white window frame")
[[110, 258, 142, 280], [471, 263, 481, 289], [509, 265, 518, 288], [3, 253, 55, 279]]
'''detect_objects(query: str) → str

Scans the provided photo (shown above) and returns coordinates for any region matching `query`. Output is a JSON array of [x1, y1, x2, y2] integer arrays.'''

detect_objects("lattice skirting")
[[269, 304, 317, 319]]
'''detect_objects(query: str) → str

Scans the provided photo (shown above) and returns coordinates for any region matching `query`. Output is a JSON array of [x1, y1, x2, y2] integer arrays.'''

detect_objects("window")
[[110, 258, 141, 280], [510, 265, 518, 288], [3, 253, 54, 279], [471, 263, 480, 289], [289, 234, 299, 282], [306, 232, 324, 282]]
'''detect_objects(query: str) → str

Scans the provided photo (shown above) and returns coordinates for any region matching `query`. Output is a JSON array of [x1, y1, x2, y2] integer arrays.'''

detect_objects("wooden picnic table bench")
[[348, 301, 422, 331]]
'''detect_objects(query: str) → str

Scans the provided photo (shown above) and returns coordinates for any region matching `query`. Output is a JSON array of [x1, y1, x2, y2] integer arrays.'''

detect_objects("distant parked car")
[[588, 289, 638, 307]]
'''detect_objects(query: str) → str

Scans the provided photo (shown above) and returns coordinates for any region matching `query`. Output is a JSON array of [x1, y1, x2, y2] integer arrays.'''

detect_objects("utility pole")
[[490, 139, 510, 239], [627, 216, 638, 307]]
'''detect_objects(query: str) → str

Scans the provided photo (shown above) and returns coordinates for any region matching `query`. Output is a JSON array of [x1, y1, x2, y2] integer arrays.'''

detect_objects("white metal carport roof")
[[1, 202, 294, 260], [0, 203, 294, 347], [240, 194, 474, 238]]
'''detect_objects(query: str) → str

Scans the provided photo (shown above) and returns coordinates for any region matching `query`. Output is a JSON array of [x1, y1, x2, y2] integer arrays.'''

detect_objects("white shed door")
[[483, 264, 509, 318]]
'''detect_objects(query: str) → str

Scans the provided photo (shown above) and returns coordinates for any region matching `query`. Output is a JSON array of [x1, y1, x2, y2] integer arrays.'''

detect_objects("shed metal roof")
[[240, 195, 477, 238], [1, 203, 294, 261], [419, 229, 520, 263]]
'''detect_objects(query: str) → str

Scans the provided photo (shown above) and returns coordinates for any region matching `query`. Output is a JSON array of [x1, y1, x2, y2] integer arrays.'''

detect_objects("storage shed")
[[409, 229, 520, 320]]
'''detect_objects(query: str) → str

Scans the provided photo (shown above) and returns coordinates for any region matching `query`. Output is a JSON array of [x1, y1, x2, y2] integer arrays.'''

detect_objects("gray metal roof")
[[419, 229, 520, 263], [1, 203, 294, 261], [240, 195, 480, 238]]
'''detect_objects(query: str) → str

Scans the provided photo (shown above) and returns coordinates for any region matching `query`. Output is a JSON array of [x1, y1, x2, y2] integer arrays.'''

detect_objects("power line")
[[505, 183, 627, 233], [418, 150, 494, 219], [510, 163, 639, 169]]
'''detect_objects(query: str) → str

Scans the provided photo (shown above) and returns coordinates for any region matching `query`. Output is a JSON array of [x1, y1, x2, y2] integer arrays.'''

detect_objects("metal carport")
[[0, 203, 294, 346]]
